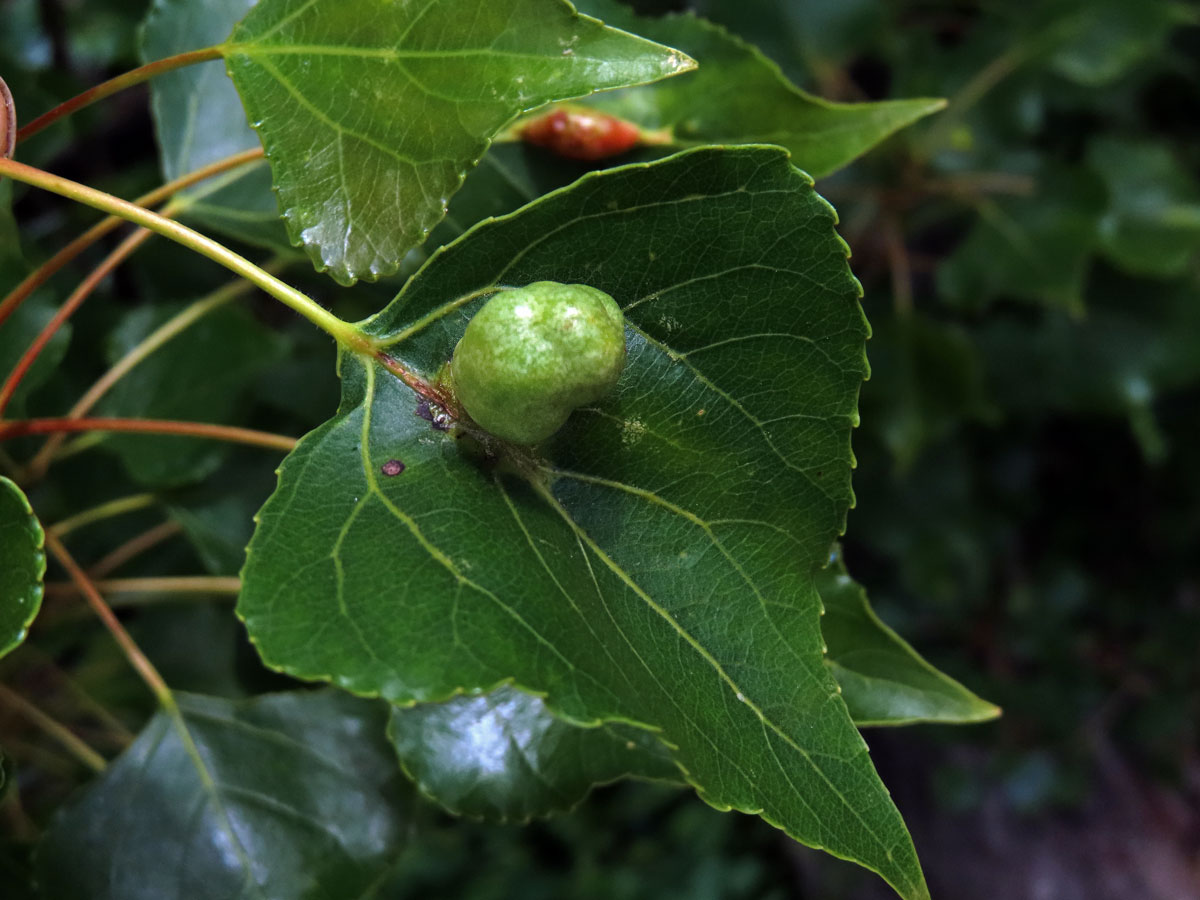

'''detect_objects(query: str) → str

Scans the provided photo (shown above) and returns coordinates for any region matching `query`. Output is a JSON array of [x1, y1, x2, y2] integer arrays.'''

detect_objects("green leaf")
[[240, 146, 928, 900], [937, 165, 1104, 314], [0, 477, 44, 660], [388, 545, 998, 820], [1089, 137, 1200, 278], [389, 686, 681, 822], [221, 0, 695, 285], [140, 0, 297, 254], [1049, 0, 1194, 86], [820, 547, 1000, 726], [37, 690, 412, 900], [574, 0, 944, 178], [96, 302, 286, 488]]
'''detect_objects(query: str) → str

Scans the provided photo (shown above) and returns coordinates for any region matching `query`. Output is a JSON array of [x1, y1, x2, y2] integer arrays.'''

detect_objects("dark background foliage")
[[1, 0, 1197, 897]]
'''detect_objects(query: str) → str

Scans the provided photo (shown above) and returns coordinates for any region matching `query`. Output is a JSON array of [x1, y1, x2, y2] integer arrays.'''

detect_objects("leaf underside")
[[239, 146, 927, 899], [0, 477, 44, 660], [221, 0, 694, 285]]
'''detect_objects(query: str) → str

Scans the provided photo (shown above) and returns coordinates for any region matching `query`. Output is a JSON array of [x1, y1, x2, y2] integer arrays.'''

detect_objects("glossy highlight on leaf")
[[220, 0, 696, 284], [37, 691, 412, 900], [239, 146, 929, 900], [389, 685, 680, 822], [0, 477, 44, 660]]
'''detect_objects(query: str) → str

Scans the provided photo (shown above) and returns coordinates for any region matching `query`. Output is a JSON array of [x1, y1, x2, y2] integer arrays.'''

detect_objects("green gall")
[[450, 282, 626, 445]]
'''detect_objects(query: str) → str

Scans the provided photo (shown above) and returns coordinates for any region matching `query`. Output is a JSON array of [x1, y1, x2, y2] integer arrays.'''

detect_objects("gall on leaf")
[[520, 108, 641, 161]]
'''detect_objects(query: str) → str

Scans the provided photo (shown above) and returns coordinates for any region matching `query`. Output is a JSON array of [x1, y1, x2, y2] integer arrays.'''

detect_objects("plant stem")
[[0, 223, 157, 417], [15, 47, 224, 144], [23, 271, 273, 482], [0, 416, 298, 452], [47, 493, 158, 539], [0, 682, 107, 773], [90, 520, 184, 579], [0, 158, 367, 351], [44, 533, 173, 708], [0, 147, 264, 330], [45, 576, 241, 600]]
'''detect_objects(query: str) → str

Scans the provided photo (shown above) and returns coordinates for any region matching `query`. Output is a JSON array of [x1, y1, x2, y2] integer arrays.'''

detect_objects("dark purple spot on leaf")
[[415, 399, 433, 422], [381, 459, 405, 476]]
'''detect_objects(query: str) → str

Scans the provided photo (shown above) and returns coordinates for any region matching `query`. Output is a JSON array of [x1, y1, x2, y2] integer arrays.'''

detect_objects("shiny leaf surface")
[[37, 690, 411, 900], [221, 0, 694, 284], [239, 146, 927, 900]]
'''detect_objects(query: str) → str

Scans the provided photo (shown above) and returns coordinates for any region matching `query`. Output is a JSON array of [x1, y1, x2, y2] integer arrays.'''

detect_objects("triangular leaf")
[[821, 547, 1001, 726], [573, 0, 945, 178], [240, 146, 928, 900], [37, 690, 411, 900], [221, 0, 695, 285], [0, 477, 44, 660]]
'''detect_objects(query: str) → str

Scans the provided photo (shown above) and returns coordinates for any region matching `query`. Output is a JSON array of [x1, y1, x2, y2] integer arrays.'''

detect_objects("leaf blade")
[[36, 690, 411, 900], [0, 477, 44, 660], [240, 146, 928, 899], [221, 0, 695, 284]]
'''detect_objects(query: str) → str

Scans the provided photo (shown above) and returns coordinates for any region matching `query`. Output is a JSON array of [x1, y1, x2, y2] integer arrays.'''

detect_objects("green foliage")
[[8, 0, 1197, 897], [576, 0, 945, 177], [240, 146, 926, 900], [0, 477, 44, 660], [37, 691, 412, 899], [221, 0, 694, 284]]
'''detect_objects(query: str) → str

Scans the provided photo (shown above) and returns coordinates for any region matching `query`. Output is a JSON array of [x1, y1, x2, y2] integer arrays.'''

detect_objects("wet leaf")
[[37, 690, 412, 900], [240, 146, 928, 900], [221, 0, 694, 285], [389, 686, 680, 822]]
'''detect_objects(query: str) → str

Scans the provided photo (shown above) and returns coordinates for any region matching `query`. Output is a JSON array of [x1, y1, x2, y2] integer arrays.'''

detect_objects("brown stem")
[[0, 417, 298, 452], [15, 47, 224, 144], [0, 682, 107, 772], [44, 575, 241, 600], [0, 147, 264, 331], [0, 226, 155, 416], [43, 533, 173, 707], [90, 520, 184, 579]]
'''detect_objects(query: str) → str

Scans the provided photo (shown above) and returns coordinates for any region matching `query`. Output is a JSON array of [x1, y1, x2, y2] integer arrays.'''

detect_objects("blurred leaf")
[[1089, 137, 1200, 278], [389, 686, 681, 822], [240, 147, 927, 900], [820, 546, 1000, 726], [1050, 0, 1195, 86], [140, 0, 297, 255], [937, 166, 1104, 314], [0, 476, 44, 660], [221, 0, 695, 285], [976, 278, 1200, 462], [576, 0, 944, 178], [694, 0, 885, 76], [37, 690, 412, 900], [860, 312, 995, 469], [96, 303, 286, 488]]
